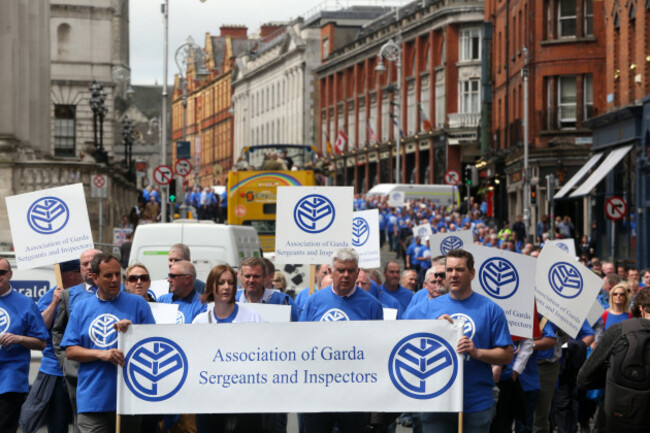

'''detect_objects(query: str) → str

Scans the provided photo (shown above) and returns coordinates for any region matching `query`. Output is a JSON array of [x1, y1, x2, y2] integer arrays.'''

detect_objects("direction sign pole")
[[99, 199, 103, 244], [611, 220, 615, 263]]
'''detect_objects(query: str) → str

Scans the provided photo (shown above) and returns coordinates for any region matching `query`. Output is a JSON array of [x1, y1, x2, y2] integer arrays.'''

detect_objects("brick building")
[[484, 0, 606, 236], [582, 2, 650, 268], [171, 26, 253, 187], [316, 0, 484, 192]]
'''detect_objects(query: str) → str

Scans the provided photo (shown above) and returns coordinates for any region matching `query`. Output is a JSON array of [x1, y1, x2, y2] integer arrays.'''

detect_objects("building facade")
[[583, 2, 650, 268], [317, 0, 484, 193], [171, 26, 253, 187], [484, 0, 606, 236]]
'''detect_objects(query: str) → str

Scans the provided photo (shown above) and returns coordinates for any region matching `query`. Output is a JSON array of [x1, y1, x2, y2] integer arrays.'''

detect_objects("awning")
[[553, 153, 604, 199], [569, 144, 633, 198]]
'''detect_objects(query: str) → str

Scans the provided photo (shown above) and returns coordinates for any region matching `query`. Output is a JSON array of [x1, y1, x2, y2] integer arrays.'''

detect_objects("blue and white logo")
[[89, 314, 119, 348], [450, 313, 475, 339], [147, 289, 157, 301], [293, 194, 335, 234], [320, 309, 350, 321], [123, 337, 188, 402], [352, 217, 370, 247], [548, 262, 583, 299], [175, 311, 185, 324], [440, 236, 464, 255], [0, 308, 10, 334], [479, 257, 519, 299], [27, 196, 70, 235], [388, 332, 458, 399], [556, 242, 570, 253]]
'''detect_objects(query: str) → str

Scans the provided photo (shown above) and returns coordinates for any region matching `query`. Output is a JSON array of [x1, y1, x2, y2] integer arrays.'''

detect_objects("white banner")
[[546, 239, 577, 258], [467, 245, 536, 338], [414, 224, 432, 242], [275, 187, 353, 264], [5, 184, 94, 269], [148, 280, 169, 301], [352, 209, 380, 269], [117, 320, 464, 414], [534, 244, 602, 338], [429, 230, 474, 257], [150, 303, 179, 324]]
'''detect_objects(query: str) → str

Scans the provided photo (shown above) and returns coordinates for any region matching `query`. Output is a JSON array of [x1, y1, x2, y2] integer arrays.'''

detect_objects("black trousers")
[[301, 412, 367, 433], [0, 392, 27, 433]]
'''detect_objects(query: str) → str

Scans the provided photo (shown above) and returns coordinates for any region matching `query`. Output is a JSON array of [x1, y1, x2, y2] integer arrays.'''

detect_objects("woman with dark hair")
[[193, 264, 262, 324]]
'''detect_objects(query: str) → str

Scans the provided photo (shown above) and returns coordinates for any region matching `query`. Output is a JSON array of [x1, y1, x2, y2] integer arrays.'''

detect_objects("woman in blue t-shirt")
[[601, 283, 632, 330]]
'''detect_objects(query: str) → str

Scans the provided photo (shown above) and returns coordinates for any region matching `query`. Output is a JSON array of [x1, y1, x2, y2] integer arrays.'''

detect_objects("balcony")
[[448, 112, 481, 129]]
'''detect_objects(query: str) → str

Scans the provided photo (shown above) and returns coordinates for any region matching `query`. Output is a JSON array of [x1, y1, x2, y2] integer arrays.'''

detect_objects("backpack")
[[604, 319, 650, 432]]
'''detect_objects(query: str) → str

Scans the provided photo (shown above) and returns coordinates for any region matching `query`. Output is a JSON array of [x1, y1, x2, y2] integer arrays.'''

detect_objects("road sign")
[[91, 174, 108, 199], [444, 169, 460, 186], [153, 165, 173, 186], [175, 158, 192, 177], [176, 141, 191, 159], [605, 196, 627, 221]]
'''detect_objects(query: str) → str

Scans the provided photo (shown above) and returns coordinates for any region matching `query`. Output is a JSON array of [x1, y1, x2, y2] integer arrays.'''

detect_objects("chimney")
[[220, 25, 248, 39], [260, 23, 285, 40]]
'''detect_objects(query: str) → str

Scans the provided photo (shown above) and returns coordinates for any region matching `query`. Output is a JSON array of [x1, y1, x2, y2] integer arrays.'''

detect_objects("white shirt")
[[192, 304, 263, 324]]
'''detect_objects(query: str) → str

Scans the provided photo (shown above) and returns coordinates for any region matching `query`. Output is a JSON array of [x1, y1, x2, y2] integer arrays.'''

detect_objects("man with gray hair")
[[405, 256, 448, 313], [299, 248, 383, 432], [159, 260, 206, 324], [168, 243, 206, 294]]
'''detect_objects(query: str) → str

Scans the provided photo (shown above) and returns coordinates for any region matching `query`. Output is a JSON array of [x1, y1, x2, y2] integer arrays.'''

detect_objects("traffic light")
[[530, 185, 537, 205], [465, 166, 472, 186], [169, 178, 177, 203]]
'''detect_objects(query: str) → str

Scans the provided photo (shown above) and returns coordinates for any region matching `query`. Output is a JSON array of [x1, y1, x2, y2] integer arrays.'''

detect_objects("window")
[[459, 27, 481, 61], [558, 0, 576, 37], [558, 76, 577, 128], [435, 71, 445, 127], [54, 105, 76, 157], [459, 79, 481, 113], [584, 0, 593, 36], [584, 74, 593, 119], [322, 37, 329, 58]]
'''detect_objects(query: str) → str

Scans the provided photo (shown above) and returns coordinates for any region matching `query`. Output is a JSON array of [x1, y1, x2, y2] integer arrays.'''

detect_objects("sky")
[[129, 0, 317, 85]]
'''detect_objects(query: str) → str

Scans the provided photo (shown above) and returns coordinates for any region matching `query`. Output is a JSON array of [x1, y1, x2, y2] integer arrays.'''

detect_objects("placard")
[[5, 184, 94, 269], [275, 187, 353, 264], [467, 245, 536, 338], [414, 224, 432, 242], [149, 303, 179, 324], [546, 239, 577, 258], [429, 230, 474, 257], [205, 303, 292, 323], [534, 244, 602, 338], [117, 320, 464, 414], [352, 209, 381, 269], [388, 191, 405, 207]]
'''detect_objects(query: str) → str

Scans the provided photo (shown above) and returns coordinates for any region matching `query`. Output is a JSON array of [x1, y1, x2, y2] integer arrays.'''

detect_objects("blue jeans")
[[421, 406, 493, 433]]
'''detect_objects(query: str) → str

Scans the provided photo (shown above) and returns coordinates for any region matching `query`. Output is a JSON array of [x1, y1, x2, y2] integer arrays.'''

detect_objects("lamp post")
[[121, 116, 135, 179], [112, 66, 135, 99], [376, 38, 402, 183], [522, 47, 531, 241], [175, 36, 209, 143], [89, 80, 108, 163]]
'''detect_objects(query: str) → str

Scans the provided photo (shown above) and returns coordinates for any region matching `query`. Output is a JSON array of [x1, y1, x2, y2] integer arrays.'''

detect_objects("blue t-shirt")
[[68, 283, 97, 315], [61, 292, 154, 413], [603, 311, 630, 330], [405, 287, 430, 314], [37, 287, 63, 376], [294, 288, 314, 311], [537, 319, 594, 360], [299, 287, 383, 322], [158, 290, 206, 324], [376, 289, 403, 319], [0, 289, 49, 394], [405, 291, 513, 413], [380, 283, 414, 311], [236, 289, 300, 322], [406, 242, 419, 268]]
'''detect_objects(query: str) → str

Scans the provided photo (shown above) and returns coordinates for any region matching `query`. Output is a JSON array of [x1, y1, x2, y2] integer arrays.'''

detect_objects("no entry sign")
[[605, 196, 627, 221], [153, 165, 173, 185], [444, 170, 460, 186], [175, 158, 192, 177]]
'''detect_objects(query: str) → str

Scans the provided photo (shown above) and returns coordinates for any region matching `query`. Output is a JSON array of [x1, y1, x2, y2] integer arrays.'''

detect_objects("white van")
[[367, 183, 460, 207], [129, 220, 261, 281]]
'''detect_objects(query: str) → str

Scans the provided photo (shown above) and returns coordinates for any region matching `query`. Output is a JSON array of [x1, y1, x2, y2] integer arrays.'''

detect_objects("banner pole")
[[308, 264, 316, 295], [458, 412, 463, 433], [53, 263, 63, 291], [116, 414, 121, 433]]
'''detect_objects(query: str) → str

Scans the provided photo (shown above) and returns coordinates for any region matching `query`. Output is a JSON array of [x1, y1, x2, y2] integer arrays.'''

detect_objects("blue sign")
[[548, 262, 583, 299], [12, 280, 50, 303], [294, 194, 336, 234], [388, 332, 458, 400], [478, 257, 519, 299], [124, 337, 188, 402], [320, 309, 350, 322], [352, 217, 370, 247], [89, 314, 119, 348], [176, 141, 191, 159], [27, 196, 70, 235], [0, 308, 10, 334], [440, 236, 463, 255]]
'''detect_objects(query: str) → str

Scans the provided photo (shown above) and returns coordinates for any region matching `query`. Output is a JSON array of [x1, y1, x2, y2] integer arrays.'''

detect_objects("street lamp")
[[89, 80, 109, 163], [122, 116, 135, 175], [112, 66, 135, 99], [376, 38, 402, 183], [175, 36, 210, 142]]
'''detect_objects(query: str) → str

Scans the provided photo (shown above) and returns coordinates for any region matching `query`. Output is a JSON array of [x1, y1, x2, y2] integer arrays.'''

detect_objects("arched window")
[[57, 23, 71, 56]]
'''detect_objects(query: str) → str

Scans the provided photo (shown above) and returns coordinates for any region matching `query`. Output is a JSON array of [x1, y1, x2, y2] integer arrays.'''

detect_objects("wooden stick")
[[308, 264, 316, 295], [116, 413, 121, 433], [53, 263, 63, 291], [458, 411, 463, 433]]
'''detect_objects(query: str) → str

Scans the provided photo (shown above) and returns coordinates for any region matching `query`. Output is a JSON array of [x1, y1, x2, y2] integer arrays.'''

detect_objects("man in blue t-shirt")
[[168, 243, 206, 294], [19, 259, 82, 433], [356, 269, 402, 318], [0, 258, 48, 433], [405, 249, 513, 433], [300, 248, 383, 433], [380, 261, 414, 311], [61, 254, 154, 432], [158, 260, 206, 324], [294, 263, 330, 311]]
